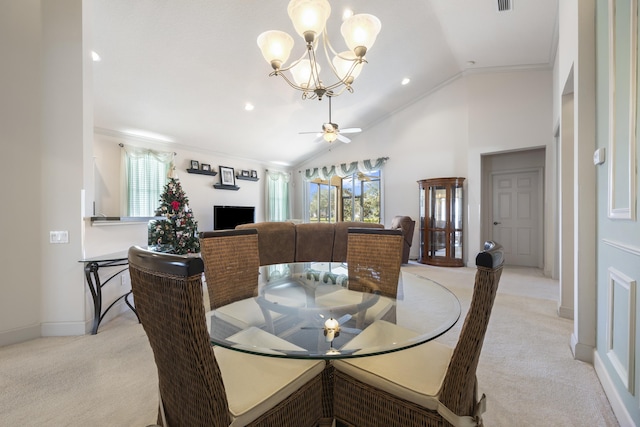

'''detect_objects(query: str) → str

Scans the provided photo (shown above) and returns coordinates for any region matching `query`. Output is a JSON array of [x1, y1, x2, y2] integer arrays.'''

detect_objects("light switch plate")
[[594, 147, 606, 165], [50, 231, 69, 244]]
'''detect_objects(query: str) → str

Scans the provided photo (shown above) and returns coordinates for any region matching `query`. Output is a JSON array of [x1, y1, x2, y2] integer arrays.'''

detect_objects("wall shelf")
[[236, 176, 259, 182], [213, 184, 240, 191], [187, 168, 217, 176]]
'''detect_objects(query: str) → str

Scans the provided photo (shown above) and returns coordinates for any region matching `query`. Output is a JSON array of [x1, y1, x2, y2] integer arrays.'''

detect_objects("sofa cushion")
[[332, 222, 385, 262], [390, 216, 416, 264], [236, 222, 296, 265], [295, 223, 335, 262]]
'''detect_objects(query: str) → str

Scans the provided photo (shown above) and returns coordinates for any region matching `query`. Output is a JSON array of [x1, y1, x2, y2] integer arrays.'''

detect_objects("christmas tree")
[[148, 176, 200, 254]]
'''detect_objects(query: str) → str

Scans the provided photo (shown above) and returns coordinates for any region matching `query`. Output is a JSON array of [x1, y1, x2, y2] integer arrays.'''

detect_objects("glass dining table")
[[207, 262, 461, 360]]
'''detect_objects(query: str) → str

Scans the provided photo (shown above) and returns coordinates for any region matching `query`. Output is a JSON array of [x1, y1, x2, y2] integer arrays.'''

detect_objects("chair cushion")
[[214, 344, 324, 426], [315, 288, 394, 325], [333, 320, 453, 410], [212, 298, 276, 330], [226, 326, 307, 355]]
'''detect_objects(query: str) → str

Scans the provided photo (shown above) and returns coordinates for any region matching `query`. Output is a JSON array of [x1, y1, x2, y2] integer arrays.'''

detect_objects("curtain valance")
[[302, 157, 389, 181]]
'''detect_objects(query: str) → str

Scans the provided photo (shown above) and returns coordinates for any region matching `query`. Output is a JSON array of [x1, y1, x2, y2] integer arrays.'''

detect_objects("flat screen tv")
[[213, 205, 255, 230]]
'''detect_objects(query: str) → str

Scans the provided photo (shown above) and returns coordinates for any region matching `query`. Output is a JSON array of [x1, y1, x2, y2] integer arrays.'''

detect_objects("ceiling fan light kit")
[[257, 0, 381, 100], [299, 95, 362, 144]]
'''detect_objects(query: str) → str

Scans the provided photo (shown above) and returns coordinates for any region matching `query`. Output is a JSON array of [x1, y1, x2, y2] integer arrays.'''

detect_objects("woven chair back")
[[439, 241, 504, 418], [128, 246, 230, 427], [346, 228, 403, 298], [200, 229, 260, 310]]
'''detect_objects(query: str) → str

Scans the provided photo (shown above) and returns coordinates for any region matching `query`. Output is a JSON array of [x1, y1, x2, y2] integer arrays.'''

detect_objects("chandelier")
[[257, 0, 381, 100]]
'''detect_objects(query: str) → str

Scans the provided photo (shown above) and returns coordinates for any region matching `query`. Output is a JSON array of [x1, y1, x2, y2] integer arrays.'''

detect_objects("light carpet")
[[0, 263, 619, 426]]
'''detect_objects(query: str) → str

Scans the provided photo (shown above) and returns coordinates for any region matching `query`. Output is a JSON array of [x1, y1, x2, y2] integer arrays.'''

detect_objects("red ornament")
[[171, 201, 180, 211]]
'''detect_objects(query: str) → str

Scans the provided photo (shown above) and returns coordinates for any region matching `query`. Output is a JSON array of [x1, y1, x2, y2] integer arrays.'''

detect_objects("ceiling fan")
[[299, 96, 362, 143]]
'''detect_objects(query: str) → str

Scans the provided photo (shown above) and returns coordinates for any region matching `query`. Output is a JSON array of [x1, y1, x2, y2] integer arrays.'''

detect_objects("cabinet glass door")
[[418, 177, 465, 267]]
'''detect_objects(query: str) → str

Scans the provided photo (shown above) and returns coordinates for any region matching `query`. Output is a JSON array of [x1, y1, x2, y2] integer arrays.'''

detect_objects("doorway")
[[481, 148, 545, 268]]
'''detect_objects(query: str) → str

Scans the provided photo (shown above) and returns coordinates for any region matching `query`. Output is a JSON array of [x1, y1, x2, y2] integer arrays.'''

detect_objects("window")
[[308, 177, 340, 223], [307, 170, 381, 223], [342, 170, 381, 222], [121, 146, 172, 216], [266, 170, 290, 221]]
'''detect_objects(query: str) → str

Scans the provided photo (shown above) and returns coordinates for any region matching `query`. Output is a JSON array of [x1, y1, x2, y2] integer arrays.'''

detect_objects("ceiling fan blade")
[[336, 134, 351, 143], [313, 135, 324, 143], [339, 127, 362, 134]]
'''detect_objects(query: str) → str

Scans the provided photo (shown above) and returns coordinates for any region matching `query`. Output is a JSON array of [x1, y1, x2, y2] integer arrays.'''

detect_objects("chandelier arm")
[[319, 31, 366, 92], [306, 43, 323, 91], [269, 71, 314, 97], [322, 62, 361, 91], [273, 47, 310, 74]]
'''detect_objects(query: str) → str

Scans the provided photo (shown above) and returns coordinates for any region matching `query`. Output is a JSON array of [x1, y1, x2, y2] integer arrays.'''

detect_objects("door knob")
[[493, 221, 501, 225]]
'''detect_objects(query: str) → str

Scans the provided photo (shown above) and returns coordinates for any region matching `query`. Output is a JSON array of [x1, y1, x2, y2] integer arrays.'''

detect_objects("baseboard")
[[0, 323, 41, 347], [557, 304, 574, 319], [83, 298, 132, 334], [594, 350, 633, 427], [41, 320, 86, 336], [570, 333, 594, 363]]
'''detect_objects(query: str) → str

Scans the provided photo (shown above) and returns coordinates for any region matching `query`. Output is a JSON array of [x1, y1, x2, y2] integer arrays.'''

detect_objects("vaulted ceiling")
[[92, 0, 558, 167]]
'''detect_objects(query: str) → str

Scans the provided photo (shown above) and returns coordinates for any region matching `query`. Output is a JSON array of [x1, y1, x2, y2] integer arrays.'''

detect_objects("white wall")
[[294, 69, 553, 266]]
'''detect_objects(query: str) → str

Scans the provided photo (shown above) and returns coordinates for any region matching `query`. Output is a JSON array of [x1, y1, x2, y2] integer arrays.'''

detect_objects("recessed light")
[[245, 103, 255, 111], [91, 51, 101, 62], [401, 77, 411, 86], [342, 9, 354, 20]]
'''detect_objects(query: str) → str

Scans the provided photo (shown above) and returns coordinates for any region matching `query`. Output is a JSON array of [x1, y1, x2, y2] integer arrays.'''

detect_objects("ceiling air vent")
[[497, 0, 512, 12]]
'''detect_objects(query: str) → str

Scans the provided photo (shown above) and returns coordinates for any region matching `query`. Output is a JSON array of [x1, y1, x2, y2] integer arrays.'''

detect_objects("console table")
[[79, 251, 139, 334]]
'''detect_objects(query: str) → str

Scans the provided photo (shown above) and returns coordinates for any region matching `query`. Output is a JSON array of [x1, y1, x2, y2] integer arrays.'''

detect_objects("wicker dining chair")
[[128, 246, 325, 427], [316, 228, 404, 328], [332, 241, 505, 427], [199, 229, 260, 310], [199, 229, 272, 336], [346, 228, 404, 298]]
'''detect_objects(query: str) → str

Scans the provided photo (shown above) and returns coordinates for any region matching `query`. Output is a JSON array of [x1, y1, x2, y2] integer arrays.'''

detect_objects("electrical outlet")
[[49, 231, 69, 244]]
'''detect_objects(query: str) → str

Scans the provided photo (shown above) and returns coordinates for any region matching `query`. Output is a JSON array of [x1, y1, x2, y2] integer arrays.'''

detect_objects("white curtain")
[[120, 145, 173, 216], [265, 170, 290, 221], [302, 157, 389, 181]]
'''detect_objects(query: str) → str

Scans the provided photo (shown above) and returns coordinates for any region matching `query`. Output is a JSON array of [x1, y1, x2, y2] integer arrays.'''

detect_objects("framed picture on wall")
[[250, 170, 258, 179], [201, 163, 211, 172], [190, 160, 199, 170], [241, 170, 250, 177], [220, 166, 235, 186]]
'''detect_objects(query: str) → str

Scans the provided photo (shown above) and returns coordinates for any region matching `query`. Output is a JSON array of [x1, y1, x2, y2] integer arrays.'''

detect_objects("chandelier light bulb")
[[257, 30, 294, 70], [290, 59, 320, 88], [288, 0, 331, 42], [341, 14, 382, 56], [333, 51, 363, 83]]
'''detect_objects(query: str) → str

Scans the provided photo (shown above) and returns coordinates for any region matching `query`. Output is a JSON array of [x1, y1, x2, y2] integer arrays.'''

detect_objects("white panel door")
[[491, 171, 541, 267]]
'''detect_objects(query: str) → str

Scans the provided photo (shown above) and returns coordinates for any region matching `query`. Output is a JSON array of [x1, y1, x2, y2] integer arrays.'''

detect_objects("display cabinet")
[[418, 177, 465, 267]]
